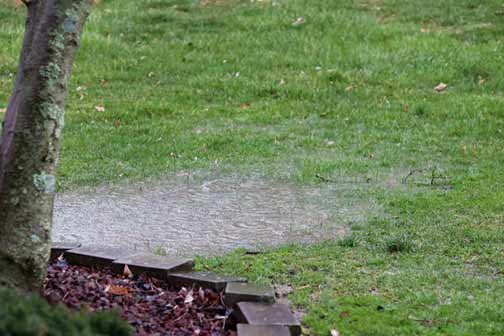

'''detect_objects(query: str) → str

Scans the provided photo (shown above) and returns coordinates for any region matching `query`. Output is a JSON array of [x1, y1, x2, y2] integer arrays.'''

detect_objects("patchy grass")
[[2, 0, 504, 334]]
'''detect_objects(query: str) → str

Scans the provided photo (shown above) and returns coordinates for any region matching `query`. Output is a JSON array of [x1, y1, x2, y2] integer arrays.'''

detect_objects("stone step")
[[234, 302, 301, 336], [111, 253, 194, 280], [50, 241, 81, 260], [224, 282, 275, 307], [166, 271, 246, 291], [237, 324, 291, 336], [64, 246, 132, 268]]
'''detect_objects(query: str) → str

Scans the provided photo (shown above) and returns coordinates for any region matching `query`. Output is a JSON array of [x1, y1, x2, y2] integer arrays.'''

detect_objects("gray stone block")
[[237, 324, 291, 336], [112, 253, 194, 280], [64, 246, 130, 268], [166, 271, 247, 291], [224, 282, 275, 307], [235, 302, 301, 336]]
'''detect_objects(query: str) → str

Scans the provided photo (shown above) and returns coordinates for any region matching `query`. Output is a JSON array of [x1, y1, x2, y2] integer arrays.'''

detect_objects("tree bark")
[[0, 0, 93, 291]]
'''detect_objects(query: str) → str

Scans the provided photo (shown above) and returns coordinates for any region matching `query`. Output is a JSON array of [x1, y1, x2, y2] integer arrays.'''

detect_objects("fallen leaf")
[[292, 16, 305, 26], [339, 311, 349, 318], [123, 264, 132, 277], [479, 78, 486, 85], [331, 329, 340, 336], [105, 285, 129, 296], [198, 287, 205, 301], [345, 85, 354, 92], [422, 319, 434, 327], [240, 102, 251, 109], [184, 289, 194, 304], [0, 108, 6, 113], [434, 82, 448, 92], [95, 105, 105, 112], [420, 27, 429, 33]]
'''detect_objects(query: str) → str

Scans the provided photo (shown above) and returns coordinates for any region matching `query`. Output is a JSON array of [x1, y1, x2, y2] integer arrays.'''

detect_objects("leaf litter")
[[44, 258, 234, 336]]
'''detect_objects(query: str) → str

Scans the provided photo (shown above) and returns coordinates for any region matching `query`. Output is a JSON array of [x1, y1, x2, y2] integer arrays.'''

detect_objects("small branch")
[[315, 174, 372, 184], [430, 166, 450, 185], [315, 173, 333, 183], [402, 168, 423, 184]]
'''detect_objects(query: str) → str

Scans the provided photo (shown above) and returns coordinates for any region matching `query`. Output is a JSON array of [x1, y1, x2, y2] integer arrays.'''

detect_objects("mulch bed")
[[44, 258, 235, 336]]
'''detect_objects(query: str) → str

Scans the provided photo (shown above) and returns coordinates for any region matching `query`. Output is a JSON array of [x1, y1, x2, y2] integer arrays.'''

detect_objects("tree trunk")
[[0, 0, 92, 292]]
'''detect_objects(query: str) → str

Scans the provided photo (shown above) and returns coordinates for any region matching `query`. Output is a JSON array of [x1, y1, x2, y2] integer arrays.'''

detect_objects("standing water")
[[53, 174, 376, 256]]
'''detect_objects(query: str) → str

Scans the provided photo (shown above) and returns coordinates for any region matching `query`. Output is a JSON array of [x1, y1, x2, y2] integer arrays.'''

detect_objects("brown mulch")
[[44, 258, 235, 336]]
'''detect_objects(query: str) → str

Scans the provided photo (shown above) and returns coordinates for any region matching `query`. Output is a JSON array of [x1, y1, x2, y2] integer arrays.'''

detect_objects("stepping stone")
[[224, 282, 275, 307], [112, 253, 194, 280], [64, 246, 130, 268], [235, 302, 301, 336], [166, 271, 247, 291], [237, 324, 291, 336], [50, 241, 81, 260]]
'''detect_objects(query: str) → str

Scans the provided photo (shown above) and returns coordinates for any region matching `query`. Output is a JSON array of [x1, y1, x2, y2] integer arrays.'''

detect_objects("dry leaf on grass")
[[339, 311, 349, 318], [95, 105, 105, 112], [0, 108, 6, 113], [292, 16, 306, 26], [434, 83, 448, 92], [331, 329, 340, 336]]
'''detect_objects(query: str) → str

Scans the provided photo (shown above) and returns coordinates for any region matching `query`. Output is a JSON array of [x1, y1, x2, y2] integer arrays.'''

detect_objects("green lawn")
[[2, 0, 504, 334]]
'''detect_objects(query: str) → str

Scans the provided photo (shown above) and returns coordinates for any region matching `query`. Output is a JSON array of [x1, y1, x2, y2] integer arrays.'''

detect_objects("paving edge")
[[50, 243, 301, 335]]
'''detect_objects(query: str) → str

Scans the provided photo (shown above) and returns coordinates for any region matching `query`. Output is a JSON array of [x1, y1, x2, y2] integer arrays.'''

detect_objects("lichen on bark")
[[33, 172, 56, 193]]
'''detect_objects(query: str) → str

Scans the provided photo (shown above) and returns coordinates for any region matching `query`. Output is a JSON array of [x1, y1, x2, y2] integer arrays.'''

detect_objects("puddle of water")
[[53, 173, 378, 257]]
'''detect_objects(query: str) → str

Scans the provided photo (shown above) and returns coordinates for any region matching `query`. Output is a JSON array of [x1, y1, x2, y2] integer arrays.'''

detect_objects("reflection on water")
[[53, 174, 376, 256]]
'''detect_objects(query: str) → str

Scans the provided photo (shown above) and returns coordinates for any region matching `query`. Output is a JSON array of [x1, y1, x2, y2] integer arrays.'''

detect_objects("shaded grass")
[[2, 0, 504, 334]]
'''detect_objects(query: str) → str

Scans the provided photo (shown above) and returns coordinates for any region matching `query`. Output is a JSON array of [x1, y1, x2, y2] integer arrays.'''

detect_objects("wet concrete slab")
[[53, 173, 377, 257]]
